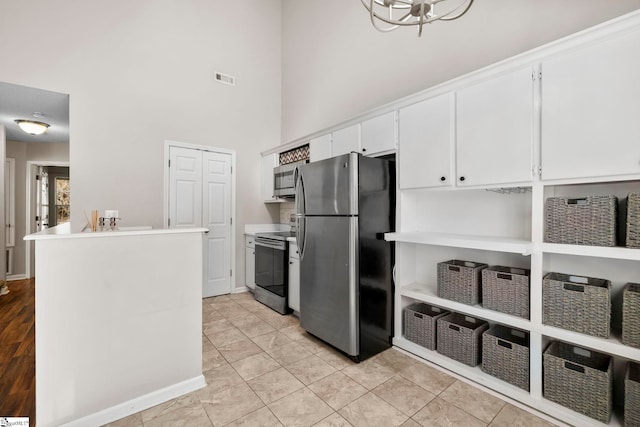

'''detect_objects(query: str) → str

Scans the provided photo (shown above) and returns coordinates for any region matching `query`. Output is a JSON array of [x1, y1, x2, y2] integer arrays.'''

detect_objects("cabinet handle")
[[459, 176, 466, 182], [289, 261, 293, 264], [440, 176, 446, 182], [362, 148, 367, 152]]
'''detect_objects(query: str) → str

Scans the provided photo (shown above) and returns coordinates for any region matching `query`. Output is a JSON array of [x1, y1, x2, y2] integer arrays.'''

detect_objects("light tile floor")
[[105, 293, 557, 427]]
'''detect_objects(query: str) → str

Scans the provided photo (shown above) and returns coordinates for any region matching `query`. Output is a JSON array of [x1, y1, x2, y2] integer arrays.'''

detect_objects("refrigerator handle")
[[295, 173, 306, 261]]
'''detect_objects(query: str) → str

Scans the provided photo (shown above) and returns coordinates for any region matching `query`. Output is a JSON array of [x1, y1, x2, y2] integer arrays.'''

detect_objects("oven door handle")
[[255, 239, 286, 250]]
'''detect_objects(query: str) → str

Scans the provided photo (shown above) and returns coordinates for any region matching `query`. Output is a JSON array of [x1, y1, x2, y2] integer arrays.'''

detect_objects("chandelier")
[[361, 0, 474, 37]]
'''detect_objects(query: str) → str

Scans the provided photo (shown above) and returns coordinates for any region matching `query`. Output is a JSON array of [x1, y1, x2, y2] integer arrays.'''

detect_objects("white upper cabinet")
[[541, 29, 640, 181], [261, 153, 278, 202], [456, 67, 534, 187], [310, 134, 332, 162], [332, 124, 361, 157], [361, 111, 397, 156], [398, 93, 453, 189]]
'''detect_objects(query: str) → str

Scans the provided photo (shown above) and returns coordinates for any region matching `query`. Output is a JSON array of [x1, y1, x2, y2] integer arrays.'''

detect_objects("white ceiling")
[[0, 81, 69, 144]]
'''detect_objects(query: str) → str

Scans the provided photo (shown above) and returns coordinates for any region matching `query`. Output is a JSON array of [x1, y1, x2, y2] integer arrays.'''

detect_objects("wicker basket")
[[481, 325, 529, 391], [544, 195, 617, 246], [437, 260, 488, 305], [436, 312, 489, 367], [482, 266, 530, 319], [403, 303, 450, 350], [626, 362, 640, 427], [543, 341, 612, 423], [623, 283, 640, 348], [625, 193, 640, 248], [542, 272, 611, 338]]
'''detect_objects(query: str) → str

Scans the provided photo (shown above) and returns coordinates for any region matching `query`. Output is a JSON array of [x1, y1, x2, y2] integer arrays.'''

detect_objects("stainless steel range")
[[254, 231, 293, 314]]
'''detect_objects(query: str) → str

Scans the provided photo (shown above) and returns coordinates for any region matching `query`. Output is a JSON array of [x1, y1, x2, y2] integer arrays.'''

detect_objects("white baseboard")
[[232, 286, 250, 294], [7, 274, 28, 281], [60, 375, 206, 427]]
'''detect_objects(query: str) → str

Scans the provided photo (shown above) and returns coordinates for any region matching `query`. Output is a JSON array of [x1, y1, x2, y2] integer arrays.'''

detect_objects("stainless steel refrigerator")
[[295, 152, 395, 362]]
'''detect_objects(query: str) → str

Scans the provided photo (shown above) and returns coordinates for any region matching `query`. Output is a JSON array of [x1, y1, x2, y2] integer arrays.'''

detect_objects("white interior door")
[[169, 147, 203, 228], [168, 146, 232, 297], [202, 151, 231, 297]]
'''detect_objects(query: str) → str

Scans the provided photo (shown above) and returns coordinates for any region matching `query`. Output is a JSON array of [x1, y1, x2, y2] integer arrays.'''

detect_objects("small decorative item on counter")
[[437, 259, 488, 305], [542, 272, 611, 338], [544, 195, 617, 246], [543, 341, 612, 423], [98, 217, 106, 232]]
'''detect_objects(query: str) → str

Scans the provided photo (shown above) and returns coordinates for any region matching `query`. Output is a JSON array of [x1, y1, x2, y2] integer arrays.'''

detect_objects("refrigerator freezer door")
[[300, 215, 359, 356], [298, 153, 358, 216]]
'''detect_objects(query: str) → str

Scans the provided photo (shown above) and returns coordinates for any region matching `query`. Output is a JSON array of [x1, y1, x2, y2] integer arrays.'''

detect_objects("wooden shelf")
[[541, 243, 640, 261], [385, 232, 533, 255], [540, 325, 640, 361], [400, 283, 532, 331]]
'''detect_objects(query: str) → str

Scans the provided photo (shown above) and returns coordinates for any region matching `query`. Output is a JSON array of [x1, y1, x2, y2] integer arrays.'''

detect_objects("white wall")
[[281, 0, 640, 142], [0, 0, 281, 288]]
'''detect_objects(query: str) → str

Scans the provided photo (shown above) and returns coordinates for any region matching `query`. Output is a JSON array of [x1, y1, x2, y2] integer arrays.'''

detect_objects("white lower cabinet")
[[388, 180, 640, 427], [288, 242, 300, 313], [245, 235, 255, 290]]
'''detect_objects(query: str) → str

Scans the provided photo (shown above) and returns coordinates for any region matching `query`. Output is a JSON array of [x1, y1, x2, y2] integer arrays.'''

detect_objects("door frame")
[[163, 140, 237, 294], [25, 160, 70, 278]]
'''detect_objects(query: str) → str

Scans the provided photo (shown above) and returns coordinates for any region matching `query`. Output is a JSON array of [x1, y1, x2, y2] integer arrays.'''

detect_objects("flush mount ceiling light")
[[15, 119, 50, 135], [361, 0, 474, 37]]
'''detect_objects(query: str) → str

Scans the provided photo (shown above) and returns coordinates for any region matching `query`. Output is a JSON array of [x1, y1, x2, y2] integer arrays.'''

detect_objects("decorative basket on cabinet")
[[542, 272, 611, 338], [544, 195, 617, 246], [626, 362, 640, 427], [481, 266, 530, 319], [436, 312, 488, 367], [543, 341, 612, 424], [481, 325, 529, 391], [622, 192, 640, 248], [623, 283, 640, 348], [403, 303, 450, 351], [437, 259, 487, 305]]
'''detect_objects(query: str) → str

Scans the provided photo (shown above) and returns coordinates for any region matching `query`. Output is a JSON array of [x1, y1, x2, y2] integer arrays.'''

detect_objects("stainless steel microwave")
[[274, 160, 307, 197]]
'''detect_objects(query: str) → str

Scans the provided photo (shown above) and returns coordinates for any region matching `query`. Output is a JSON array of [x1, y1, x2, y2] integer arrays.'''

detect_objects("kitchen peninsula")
[[25, 224, 208, 427]]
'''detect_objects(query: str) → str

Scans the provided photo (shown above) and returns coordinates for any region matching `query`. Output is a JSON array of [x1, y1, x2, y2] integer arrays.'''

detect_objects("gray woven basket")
[[542, 272, 611, 338], [623, 283, 640, 348], [403, 303, 450, 350], [482, 266, 530, 319], [543, 341, 612, 423], [626, 362, 640, 427], [436, 312, 489, 367], [544, 195, 617, 246], [481, 325, 529, 391], [437, 260, 488, 305], [625, 193, 640, 248]]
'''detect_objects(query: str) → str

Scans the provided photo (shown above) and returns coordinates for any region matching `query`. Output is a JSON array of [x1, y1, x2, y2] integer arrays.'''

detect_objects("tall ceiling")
[[0, 82, 69, 144]]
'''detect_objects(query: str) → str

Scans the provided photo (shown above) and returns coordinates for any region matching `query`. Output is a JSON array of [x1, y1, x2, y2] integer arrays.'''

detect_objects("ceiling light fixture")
[[15, 119, 50, 135], [361, 0, 474, 37]]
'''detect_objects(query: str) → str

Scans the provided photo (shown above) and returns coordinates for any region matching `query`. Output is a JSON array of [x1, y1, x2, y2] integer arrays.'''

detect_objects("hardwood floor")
[[0, 279, 35, 424]]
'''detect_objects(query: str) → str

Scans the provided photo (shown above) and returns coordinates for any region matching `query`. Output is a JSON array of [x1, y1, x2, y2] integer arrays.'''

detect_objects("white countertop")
[[25, 223, 208, 241], [244, 223, 291, 236]]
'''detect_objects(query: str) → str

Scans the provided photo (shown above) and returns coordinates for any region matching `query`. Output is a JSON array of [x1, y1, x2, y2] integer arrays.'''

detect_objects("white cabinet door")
[[245, 244, 255, 290], [361, 111, 396, 156], [456, 67, 534, 187], [398, 93, 453, 189], [288, 242, 300, 313], [310, 134, 332, 162], [541, 30, 640, 181], [332, 124, 360, 157], [261, 153, 278, 202]]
